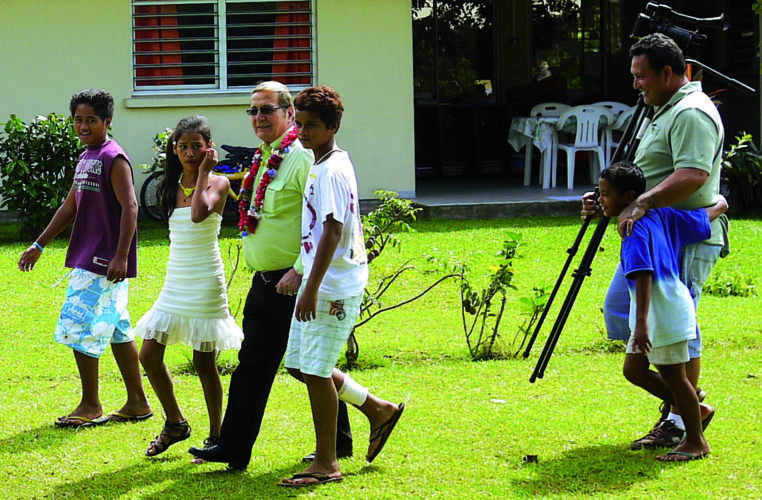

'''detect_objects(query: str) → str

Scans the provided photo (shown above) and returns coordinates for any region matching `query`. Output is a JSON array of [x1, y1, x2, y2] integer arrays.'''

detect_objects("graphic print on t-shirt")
[[74, 158, 103, 193]]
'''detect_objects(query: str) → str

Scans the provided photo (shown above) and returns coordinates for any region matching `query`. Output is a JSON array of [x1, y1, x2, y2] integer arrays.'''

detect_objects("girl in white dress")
[[135, 115, 243, 457]]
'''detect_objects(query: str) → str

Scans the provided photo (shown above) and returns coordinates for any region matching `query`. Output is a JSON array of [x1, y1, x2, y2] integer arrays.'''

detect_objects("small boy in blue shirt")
[[598, 161, 726, 462]]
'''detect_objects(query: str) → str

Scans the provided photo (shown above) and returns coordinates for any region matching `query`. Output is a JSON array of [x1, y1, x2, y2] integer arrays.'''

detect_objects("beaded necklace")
[[178, 172, 196, 198], [238, 126, 298, 236]]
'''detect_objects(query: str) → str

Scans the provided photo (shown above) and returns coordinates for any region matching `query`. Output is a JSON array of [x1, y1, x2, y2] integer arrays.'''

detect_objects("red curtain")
[[135, 5, 183, 86], [273, 1, 311, 84]]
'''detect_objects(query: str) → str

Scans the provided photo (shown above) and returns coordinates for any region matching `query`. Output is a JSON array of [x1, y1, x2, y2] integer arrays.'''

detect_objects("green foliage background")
[[0, 114, 83, 239]]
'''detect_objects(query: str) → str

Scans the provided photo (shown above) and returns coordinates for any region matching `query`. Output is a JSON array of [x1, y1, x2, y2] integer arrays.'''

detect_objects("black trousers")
[[219, 269, 353, 464]]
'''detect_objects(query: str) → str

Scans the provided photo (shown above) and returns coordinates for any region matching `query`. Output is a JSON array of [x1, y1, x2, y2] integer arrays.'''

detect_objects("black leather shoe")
[[188, 443, 248, 471], [302, 449, 353, 463]]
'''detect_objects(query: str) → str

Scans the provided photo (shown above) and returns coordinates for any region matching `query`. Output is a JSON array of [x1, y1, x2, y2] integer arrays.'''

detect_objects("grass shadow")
[[511, 443, 665, 496], [42, 457, 349, 499], [0, 423, 97, 455]]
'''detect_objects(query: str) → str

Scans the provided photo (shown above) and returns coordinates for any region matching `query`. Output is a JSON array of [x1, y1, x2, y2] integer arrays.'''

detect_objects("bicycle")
[[140, 144, 256, 221]]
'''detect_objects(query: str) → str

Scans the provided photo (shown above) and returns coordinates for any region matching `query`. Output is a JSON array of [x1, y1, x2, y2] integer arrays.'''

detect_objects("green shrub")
[[0, 113, 83, 239], [722, 132, 762, 214], [704, 270, 757, 297], [138, 127, 172, 173]]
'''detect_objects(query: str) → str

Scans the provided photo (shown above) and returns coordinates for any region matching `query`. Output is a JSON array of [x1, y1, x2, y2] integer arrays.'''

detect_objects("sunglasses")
[[246, 106, 285, 116]]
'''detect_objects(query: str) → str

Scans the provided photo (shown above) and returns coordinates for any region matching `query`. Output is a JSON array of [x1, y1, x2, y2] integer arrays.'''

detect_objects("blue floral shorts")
[[54, 268, 133, 358]]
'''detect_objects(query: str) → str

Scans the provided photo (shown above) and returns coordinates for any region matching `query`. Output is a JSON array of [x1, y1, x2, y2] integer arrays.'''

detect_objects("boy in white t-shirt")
[[280, 86, 404, 488], [598, 161, 726, 462]]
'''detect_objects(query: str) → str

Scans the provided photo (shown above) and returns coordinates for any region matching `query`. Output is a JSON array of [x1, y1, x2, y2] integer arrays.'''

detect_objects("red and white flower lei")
[[238, 126, 298, 236]]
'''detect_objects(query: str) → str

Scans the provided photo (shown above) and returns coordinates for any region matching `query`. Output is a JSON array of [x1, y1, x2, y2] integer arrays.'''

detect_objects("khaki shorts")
[[626, 337, 690, 366]]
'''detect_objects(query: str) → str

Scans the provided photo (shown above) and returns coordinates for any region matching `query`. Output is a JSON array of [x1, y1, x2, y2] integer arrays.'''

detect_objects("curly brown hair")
[[293, 85, 344, 130]]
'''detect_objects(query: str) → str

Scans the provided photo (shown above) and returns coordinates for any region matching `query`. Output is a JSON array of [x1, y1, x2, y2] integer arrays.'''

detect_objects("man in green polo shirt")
[[582, 33, 725, 450], [190, 81, 354, 469]]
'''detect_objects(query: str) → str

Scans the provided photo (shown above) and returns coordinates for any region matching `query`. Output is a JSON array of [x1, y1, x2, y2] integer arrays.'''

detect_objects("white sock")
[[668, 412, 685, 430], [338, 373, 369, 406]]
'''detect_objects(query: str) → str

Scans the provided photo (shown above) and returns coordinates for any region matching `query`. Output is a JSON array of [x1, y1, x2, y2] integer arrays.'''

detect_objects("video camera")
[[630, 2, 729, 58]]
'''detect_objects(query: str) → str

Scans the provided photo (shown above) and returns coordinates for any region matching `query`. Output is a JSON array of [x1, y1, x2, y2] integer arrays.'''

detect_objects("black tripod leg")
[[530, 216, 611, 382], [523, 215, 593, 358]]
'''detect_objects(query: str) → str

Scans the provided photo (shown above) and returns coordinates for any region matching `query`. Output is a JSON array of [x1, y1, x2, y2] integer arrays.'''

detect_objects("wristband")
[[33, 241, 44, 252]]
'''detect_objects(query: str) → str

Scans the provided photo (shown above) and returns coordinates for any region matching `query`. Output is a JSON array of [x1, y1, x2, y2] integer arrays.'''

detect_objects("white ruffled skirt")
[[134, 208, 243, 352]]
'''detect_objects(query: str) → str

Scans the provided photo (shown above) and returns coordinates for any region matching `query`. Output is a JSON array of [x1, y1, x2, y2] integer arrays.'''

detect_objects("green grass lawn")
[[1, 216, 760, 499]]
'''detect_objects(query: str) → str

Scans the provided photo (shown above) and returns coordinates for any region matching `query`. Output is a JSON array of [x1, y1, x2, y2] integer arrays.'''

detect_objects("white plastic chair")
[[593, 101, 631, 120], [524, 102, 571, 187], [604, 106, 636, 164], [554, 106, 615, 189]]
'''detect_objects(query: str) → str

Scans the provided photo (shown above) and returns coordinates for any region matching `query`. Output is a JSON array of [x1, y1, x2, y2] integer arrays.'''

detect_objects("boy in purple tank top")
[[18, 89, 152, 428]]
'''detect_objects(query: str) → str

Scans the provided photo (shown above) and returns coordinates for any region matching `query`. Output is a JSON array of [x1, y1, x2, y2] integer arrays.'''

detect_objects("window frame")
[[131, 0, 315, 95]]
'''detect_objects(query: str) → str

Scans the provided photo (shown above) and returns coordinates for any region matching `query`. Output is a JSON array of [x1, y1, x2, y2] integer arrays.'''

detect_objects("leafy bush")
[[704, 270, 757, 298], [0, 113, 83, 240], [138, 127, 172, 173], [722, 132, 762, 214]]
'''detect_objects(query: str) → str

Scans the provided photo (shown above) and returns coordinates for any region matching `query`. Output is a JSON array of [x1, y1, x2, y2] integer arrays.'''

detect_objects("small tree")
[[344, 191, 461, 368], [0, 114, 83, 239], [460, 232, 549, 361]]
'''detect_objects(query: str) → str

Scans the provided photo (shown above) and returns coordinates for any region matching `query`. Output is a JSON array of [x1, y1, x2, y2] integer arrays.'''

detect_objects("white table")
[[508, 116, 559, 189]]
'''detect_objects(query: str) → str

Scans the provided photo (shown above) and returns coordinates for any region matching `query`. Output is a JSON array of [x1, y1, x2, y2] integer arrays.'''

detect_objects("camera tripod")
[[523, 95, 652, 383]]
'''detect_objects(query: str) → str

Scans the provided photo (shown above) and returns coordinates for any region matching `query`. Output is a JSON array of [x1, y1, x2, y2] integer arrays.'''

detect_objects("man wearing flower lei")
[[190, 82, 354, 469]]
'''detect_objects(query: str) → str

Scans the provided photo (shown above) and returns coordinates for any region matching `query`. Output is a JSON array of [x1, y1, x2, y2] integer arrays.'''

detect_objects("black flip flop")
[[54, 415, 100, 429], [278, 472, 343, 488], [92, 410, 153, 426], [366, 402, 405, 463]]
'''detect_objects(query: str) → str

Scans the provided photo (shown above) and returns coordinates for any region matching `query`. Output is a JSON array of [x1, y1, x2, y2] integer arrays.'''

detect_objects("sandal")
[[145, 420, 191, 457], [201, 436, 219, 448]]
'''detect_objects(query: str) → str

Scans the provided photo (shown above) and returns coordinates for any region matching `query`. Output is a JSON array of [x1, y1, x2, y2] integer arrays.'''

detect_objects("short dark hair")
[[629, 33, 686, 75], [69, 89, 114, 120], [599, 161, 646, 197], [293, 85, 344, 130]]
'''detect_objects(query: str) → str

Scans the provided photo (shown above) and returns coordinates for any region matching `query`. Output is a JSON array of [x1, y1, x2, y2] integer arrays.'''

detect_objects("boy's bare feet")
[[281, 457, 342, 487], [114, 402, 153, 421], [656, 441, 710, 462], [279, 471, 343, 488], [56, 403, 102, 427], [657, 404, 714, 462]]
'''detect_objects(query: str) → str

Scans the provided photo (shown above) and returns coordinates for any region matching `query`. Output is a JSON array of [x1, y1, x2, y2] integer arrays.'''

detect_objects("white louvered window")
[[131, 0, 313, 91]]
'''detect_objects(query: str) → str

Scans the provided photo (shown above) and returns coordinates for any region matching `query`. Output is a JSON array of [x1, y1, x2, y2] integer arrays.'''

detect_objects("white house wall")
[[0, 0, 415, 202]]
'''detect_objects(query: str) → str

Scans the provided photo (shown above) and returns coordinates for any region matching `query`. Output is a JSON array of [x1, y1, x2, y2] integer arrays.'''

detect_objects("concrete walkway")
[[412, 177, 592, 219]]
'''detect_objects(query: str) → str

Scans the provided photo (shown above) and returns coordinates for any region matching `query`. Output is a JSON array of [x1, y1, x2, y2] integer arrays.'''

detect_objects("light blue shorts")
[[284, 289, 362, 378], [605, 242, 721, 358], [55, 268, 133, 358]]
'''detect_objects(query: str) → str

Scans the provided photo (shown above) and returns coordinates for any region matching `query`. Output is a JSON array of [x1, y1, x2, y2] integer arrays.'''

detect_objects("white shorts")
[[626, 337, 690, 366], [284, 290, 362, 378]]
